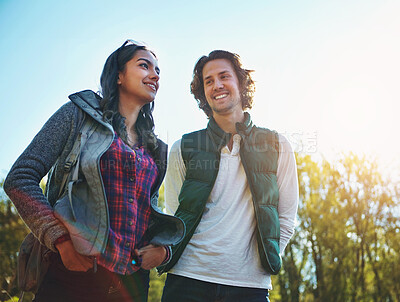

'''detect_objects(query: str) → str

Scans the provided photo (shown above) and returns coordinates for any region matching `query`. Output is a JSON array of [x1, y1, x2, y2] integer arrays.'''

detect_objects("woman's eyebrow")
[[137, 58, 160, 73]]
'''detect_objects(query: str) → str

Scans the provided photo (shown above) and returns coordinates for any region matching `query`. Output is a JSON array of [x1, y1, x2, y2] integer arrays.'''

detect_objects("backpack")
[[17, 113, 98, 297]]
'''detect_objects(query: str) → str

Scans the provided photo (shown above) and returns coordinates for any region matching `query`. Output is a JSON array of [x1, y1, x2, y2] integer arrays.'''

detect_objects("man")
[[160, 50, 299, 302]]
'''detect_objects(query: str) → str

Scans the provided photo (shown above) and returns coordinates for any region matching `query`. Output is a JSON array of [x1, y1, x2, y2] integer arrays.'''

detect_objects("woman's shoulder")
[[153, 138, 168, 163], [156, 137, 167, 148], [54, 101, 80, 120], [156, 138, 168, 154]]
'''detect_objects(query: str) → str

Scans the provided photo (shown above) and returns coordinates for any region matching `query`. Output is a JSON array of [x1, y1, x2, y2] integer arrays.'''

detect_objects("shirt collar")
[[206, 112, 254, 152]]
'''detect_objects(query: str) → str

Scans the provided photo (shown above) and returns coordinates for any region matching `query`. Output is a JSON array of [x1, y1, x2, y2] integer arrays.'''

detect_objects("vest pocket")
[[262, 239, 282, 275], [257, 204, 280, 239], [256, 205, 282, 274], [177, 179, 212, 213]]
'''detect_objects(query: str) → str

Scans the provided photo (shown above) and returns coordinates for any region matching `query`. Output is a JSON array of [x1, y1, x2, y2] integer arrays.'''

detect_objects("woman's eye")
[[140, 63, 149, 69]]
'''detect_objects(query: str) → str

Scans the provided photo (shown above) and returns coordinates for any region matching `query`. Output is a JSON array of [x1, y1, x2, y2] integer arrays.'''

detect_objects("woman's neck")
[[118, 98, 142, 146]]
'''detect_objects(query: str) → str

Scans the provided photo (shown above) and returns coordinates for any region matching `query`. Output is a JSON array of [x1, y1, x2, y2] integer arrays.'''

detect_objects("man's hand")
[[55, 240, 93, 272], [134, 244, 167, 270]]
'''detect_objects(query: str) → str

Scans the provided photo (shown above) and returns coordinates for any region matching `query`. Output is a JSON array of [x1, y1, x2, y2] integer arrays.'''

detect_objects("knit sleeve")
[[4, 102, 78, 251]]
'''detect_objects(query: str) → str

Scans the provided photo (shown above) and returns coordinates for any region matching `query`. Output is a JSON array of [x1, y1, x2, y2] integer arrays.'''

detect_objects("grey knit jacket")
[[4, 90, 184, 254]]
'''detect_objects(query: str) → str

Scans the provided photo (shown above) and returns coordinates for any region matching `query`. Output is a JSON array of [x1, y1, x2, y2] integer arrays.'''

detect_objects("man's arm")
[[276, 134, 299, 253], [164, 139, 186, 215]]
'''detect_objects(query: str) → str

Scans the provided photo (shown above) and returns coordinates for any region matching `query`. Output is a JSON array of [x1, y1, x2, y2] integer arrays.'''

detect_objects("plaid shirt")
[[97, 133, 158, 274]]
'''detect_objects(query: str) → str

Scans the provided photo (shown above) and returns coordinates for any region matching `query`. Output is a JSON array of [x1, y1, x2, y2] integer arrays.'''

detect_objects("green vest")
[[162, 113, 281, 275]]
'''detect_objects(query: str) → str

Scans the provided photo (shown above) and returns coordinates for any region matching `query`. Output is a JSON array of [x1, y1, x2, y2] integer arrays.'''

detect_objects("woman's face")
[[117, 49, 160, 106]]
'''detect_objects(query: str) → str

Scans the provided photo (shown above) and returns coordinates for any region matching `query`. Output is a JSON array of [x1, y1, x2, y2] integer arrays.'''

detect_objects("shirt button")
[[128, 198, 134, 203], [129, 154, 132, 158], [130, 177, 134, 181], [137, 157, 141, 162], [125, 242, 130, 247], [128, 221, 133, 226]]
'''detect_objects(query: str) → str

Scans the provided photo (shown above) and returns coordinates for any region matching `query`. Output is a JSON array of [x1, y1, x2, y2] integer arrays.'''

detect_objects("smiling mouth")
[[145, 83, 157, 91], [214, 94, 228, 100]]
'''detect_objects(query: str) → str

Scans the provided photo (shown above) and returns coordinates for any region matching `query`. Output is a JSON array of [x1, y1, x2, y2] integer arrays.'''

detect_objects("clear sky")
[[0, 0, 399, 178]]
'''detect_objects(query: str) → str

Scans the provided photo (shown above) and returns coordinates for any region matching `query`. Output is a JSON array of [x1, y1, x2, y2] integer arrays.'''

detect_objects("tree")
[[148, 182, 167, 301], [148, 269, 167, 302], [2, 152, 400, 302], [0, 179, 30, 301], [276, 153, 400, 301]]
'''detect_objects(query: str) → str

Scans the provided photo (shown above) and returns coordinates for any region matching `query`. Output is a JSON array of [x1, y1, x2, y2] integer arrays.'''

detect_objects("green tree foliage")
[[148, 269, 167, 302], [1, 154, 399, 301], [148, 182, 167, 301], [276, 153, 400, 301], [0, 180, 30, 301]]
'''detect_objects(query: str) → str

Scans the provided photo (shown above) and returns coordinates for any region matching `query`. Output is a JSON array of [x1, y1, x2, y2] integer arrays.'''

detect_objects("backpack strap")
[[57, 115, 98, 201]]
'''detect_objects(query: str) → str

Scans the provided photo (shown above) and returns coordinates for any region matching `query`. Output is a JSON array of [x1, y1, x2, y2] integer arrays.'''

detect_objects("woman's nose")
[[150, 71, 160, 82]]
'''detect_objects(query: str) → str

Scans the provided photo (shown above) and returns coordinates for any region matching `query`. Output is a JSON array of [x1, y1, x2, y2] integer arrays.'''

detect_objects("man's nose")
[[213, 79, 223, 90]]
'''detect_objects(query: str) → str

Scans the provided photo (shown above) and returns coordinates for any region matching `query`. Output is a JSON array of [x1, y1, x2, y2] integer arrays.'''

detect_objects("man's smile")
[[214, 93, 228, 100]]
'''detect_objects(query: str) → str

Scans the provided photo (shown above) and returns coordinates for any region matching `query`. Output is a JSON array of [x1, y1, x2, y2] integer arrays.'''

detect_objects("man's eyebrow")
[[204, 70, 230, 81]]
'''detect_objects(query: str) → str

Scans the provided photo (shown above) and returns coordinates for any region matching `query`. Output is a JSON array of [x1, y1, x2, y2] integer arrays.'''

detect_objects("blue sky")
[[1, 0, 399, 178]]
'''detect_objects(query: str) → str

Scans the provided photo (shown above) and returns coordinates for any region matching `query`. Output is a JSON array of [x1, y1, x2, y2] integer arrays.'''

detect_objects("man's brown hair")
[[190, 50, 255, 117]]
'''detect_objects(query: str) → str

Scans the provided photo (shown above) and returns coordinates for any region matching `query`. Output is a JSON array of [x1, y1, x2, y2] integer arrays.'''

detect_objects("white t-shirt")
[[165, 133, 298, 289]]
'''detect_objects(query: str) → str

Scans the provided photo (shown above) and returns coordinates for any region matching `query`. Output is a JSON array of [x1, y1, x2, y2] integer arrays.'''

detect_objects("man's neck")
[[212, 111, 245, 134]]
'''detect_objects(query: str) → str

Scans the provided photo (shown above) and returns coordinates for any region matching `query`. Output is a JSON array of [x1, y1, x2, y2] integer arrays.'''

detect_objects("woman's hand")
[[55, 240, 93, 272], [134, 244, 167, 270]]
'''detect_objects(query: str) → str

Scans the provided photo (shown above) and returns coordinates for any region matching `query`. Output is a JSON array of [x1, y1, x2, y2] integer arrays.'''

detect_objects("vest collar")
[[206, 112, 253, 151], [235, 112, 253, 136]]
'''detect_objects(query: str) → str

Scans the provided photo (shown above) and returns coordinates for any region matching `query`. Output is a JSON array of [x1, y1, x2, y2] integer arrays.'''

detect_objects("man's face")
[[202, 59, 242, 117]]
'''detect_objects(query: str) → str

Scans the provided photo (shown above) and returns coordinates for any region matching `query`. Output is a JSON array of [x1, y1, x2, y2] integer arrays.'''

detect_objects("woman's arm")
[[134, 244, 168, 270], [4, 102, 78, 251]]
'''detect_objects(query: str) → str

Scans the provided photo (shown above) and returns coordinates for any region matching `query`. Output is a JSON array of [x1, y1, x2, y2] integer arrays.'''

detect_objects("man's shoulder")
[[251, 126, 280, 142], [252, 125, 279, 136], [252, 126, 290, 145], [182, 128, 207, 139], [249, 126, 280, 154], [180, 128, 208, 148]]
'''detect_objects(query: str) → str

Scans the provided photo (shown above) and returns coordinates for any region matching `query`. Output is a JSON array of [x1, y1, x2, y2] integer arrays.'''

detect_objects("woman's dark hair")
[[190, 50, 255, 118], [99, 41, 158, 155]]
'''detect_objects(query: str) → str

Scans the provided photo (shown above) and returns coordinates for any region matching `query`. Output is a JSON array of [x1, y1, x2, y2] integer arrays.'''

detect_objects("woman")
[[4, 40, 184, 302]]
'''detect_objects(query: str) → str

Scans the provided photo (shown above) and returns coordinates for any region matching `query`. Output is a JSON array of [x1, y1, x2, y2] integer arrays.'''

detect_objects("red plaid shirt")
[[97, 133, 158, 274]]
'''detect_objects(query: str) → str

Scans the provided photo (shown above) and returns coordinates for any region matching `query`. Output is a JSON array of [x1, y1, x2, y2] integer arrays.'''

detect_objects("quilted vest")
[[162, 113, 282, 275]]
